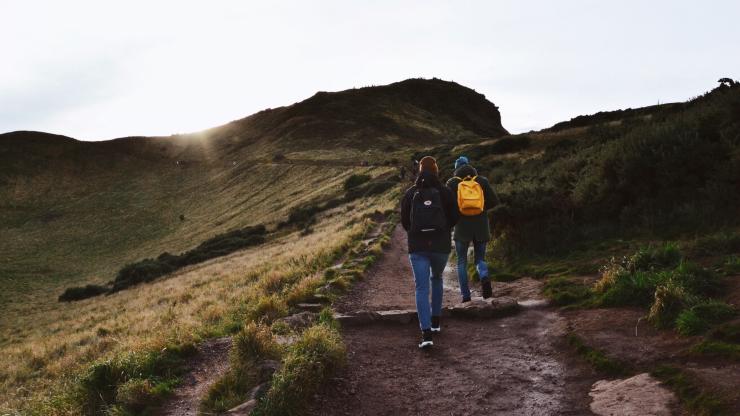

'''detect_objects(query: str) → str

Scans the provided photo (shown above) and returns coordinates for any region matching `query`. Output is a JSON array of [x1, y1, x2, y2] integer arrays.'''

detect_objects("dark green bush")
[[110, 225, 266, 293], [343, 174, 371, 190], [58, 284, 109, 302], [676, 301, 736, 336]]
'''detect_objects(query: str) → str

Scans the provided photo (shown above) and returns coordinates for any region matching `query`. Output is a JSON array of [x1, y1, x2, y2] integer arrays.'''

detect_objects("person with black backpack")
[[400, 156, 458, 349], [446, 156, 499, 301]]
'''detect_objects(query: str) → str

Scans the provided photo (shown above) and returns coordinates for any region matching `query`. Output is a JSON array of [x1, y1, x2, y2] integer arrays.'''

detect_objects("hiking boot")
[[431, 316, 441, 333], [418, 329, 433, 349], [481, 279, 493, 299]]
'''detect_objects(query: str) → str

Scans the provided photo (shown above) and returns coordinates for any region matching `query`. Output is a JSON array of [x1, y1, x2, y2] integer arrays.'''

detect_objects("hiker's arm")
[[481, 177, 499, 211], [400, 189, 411, 231], [444, 187, 459, 227]]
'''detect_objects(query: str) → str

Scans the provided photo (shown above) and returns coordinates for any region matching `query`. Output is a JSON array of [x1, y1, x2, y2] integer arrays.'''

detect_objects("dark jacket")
[[446, 165, 499, 242], [401, 172, 458, 253]]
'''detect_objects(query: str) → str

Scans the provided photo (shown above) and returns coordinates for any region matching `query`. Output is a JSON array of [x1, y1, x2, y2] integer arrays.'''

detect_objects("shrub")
[[115, 378, 155, 412], [343, 174, 371, 190], [599, 271, 664, 307], [629, 242, 682, 271], [246, 295, 289, 324], [648, 282, 693, 329], [110, 225, 266, 293], [669, 261, 723, 297], [58, 284, 109, 302], [202, 323, 281, 413], [676, 301, 736, 336], [253, 324, 346, 416]]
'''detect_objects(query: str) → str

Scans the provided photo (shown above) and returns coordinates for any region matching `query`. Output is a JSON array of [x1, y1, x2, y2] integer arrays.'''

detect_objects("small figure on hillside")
[[399, 165, 407, 181], [446, 156, 500, 302], [400, 156, 459, 349]]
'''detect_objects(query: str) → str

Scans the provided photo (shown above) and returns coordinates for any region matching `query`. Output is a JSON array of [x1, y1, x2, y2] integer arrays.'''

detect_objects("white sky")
[[1, 0, 738, 141]]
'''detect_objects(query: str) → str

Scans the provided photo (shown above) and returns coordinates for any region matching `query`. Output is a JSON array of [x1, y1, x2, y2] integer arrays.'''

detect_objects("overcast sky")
[[2, 1, 738, 141]]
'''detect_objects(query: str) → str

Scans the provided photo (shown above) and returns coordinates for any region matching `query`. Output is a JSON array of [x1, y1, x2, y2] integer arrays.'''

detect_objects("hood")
[[415, 171, 442, 188], [453, 164, 478, 178]]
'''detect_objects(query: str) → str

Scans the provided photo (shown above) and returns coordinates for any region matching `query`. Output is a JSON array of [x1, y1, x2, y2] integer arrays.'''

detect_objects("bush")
[[58, 284, 109, 302], [630, 243, 682, 271], [343, 174, 371, 190], [76, 345, 193, 415], [648, 282, 694, 329], [676, 301, 736, 336], [110, 225, 266, 293], [669, 261, 723, 297], [253, 323, 346, 416], [598, 271, 664, 307], [202, 323, 281, 413]]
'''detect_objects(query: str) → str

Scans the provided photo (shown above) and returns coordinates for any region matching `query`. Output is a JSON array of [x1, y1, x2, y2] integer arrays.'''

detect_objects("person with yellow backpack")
[[446, 156, 499, 301]]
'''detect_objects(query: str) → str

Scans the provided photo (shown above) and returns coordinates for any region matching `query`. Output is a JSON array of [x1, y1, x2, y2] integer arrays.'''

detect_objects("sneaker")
[[418, 329, 433, 349], [481, 279, 493, 299], [431, 316, 441, 333]]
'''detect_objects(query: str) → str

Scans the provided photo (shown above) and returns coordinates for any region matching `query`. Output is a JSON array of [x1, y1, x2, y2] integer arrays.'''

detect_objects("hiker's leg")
[[409, 253, 432, 331], [455, 240, 471, 300], [429, 252, 448, 318], [473, 241, 489, 280]]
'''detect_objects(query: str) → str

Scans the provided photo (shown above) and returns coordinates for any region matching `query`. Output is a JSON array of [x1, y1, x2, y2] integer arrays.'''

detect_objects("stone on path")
[[589, 373, 677, 416], [333, 296, 520, 326]]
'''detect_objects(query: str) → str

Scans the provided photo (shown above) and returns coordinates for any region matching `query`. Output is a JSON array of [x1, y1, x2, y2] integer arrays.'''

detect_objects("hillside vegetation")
[[1, 78, 738, 414], [0, 78, 506, 414]]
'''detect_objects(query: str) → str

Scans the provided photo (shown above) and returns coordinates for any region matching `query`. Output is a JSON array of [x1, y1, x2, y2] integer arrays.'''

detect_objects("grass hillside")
[[0, 78, 507, 414], [2, 78, 738, 414]]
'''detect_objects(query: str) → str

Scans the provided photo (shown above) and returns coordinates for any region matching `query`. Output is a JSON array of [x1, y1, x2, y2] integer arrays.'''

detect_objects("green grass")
[[543, 277, 594, 307], [690, 340, 740, 361], [566, 334, 630, 376], [652, 365, 727, 416], [252, 321, 346, 416]]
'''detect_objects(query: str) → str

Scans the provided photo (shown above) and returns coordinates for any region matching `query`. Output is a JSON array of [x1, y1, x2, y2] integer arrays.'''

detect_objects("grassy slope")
[[0, 78, 506, 413]]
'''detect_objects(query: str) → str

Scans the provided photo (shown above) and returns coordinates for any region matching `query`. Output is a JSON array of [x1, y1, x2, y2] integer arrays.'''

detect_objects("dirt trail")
[[334, 225, 460, 312], [314, 224, 596, 415], [158, 337, 232, 416]]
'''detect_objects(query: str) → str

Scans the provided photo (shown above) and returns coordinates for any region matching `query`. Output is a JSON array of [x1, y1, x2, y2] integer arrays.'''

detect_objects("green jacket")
[[446, 165, 499, 242]]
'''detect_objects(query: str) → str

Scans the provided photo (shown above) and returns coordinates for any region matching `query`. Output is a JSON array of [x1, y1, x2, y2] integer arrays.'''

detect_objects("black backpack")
[[410, 186, 447, 234]]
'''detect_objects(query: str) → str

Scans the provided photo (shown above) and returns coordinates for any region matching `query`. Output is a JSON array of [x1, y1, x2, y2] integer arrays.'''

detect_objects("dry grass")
[[0, 185, 398, 414]]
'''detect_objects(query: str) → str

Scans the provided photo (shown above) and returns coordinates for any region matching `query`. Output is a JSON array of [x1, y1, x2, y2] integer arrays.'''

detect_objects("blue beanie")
[[454, 156, 469, 170]]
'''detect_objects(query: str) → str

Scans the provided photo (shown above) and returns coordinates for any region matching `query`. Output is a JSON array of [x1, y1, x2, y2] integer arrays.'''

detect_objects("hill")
[[2, 78, 739, 415]]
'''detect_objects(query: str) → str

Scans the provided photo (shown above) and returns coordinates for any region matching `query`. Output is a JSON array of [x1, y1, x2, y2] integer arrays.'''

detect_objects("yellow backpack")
[[454, 176, 485, 216]]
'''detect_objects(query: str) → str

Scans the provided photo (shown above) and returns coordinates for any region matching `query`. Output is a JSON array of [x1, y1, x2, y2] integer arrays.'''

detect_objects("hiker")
[[446, 156, 499, 301], [401, 156, 458, 349]]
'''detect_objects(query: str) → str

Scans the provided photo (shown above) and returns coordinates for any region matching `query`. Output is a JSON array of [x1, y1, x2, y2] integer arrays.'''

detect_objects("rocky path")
[[314, 225, 597, 415]]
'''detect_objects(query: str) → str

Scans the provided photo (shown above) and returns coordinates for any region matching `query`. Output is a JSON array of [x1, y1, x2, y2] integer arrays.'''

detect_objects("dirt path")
[[158, 337, 232, 416], [334, 225, 460, 313], [314, 224, 596, 415]]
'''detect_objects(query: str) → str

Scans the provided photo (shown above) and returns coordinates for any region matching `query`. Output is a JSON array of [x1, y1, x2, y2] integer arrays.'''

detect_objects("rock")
[[445, 296, 519, 318], [589, 373, 677, 416], [334, 311, 381, 327], [227, 399, 257, 415], [278, 311, 317, 330], [296, 303, 324, 312], [376, 309, 417, 324]]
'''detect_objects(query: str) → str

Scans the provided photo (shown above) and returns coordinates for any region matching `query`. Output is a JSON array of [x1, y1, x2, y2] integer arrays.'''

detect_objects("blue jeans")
[[455, 240, 489, 300], [409, 252, 448, 331]]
